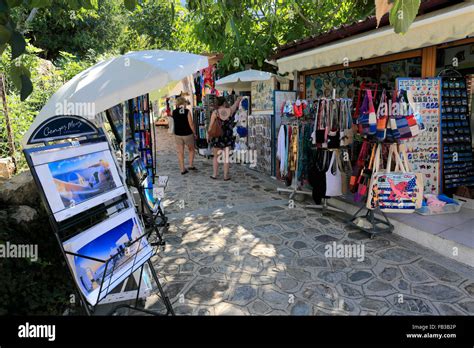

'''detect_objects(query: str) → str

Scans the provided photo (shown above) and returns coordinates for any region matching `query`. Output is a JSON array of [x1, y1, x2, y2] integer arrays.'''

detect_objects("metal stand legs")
[[106, 260, 174, 316], [347, 205, 394, 238]]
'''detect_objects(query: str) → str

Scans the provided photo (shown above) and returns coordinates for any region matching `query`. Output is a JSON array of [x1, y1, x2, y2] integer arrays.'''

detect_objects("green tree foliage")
[[0, 44, 95, 169], [186, 0, 374, 72], [23, 0, 125, 61]]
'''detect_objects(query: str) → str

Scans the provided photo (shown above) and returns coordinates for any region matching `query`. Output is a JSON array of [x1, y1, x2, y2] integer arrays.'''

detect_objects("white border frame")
[[30, 142, 126, 222]]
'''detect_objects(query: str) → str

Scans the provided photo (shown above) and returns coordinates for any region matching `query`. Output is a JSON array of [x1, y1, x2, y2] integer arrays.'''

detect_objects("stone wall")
[[0, 170, 44, 230]]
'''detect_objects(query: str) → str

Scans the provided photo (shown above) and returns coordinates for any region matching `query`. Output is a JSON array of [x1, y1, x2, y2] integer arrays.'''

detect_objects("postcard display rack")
[[193, 106, 211, 157], [248, 113, 272, 174], [129, 94, 155, 181], [128, 156, 169, 248], [23, 116, 174, 316]]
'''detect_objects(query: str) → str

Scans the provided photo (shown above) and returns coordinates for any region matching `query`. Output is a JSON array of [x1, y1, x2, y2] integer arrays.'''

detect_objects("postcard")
[[31, 142, 126, 222], [63, 208, 152, 306]]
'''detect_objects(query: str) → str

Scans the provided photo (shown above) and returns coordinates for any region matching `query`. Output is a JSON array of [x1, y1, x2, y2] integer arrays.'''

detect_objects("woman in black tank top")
[[170, 97, 196, 174]]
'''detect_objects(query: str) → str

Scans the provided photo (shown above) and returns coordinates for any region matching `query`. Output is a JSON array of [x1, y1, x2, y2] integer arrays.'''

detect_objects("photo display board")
[[28, 141, 126, 222], [397, 78, 442, 194], [251, 78, 276, 112], [248, 114, 272, 175], [62, 208, 153, 306]]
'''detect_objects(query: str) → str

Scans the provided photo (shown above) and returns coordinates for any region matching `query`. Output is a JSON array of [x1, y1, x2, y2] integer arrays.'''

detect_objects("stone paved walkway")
[[147, 128, 474, 316]]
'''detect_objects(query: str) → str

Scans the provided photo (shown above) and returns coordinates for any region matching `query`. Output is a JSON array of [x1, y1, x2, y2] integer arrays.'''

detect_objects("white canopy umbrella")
[[23, 50, 209, 146], [22, 50, 208, 176], [215, 69, 289, 92]]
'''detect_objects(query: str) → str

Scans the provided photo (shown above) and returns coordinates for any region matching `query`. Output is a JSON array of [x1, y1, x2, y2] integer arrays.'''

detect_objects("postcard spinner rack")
[[23, 129, 174, 316], [129, 94, 155, 183]]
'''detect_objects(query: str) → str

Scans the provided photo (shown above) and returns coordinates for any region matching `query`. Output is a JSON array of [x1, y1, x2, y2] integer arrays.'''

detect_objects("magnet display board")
[[397, 78, 441, 194]]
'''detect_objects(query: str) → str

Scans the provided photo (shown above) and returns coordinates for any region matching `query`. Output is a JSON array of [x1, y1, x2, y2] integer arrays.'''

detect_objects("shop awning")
[[276, 2, 474, 74], [215, 69, 289, 92]]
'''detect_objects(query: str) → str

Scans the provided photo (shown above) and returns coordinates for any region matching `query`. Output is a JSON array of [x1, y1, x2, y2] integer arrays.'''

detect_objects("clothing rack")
[[305, 148, 347, 214], [277, 96, 350, 209], [277, 115, 312, 199]]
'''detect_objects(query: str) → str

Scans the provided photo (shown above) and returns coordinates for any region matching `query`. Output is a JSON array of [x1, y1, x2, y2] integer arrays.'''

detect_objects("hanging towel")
[[277, 125, 287, 176]]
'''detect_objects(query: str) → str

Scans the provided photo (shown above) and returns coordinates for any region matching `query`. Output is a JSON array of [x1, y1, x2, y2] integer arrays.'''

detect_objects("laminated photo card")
[[30, 142, 126, 222], [63, 208, 153, 306]]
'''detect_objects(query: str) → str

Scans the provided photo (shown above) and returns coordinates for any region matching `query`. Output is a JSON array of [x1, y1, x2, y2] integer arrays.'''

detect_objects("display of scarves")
[[297, 123, 313, 184], [289, 126, 298, 172]]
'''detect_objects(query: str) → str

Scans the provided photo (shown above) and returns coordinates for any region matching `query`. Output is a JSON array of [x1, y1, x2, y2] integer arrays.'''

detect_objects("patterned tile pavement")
[[145, 128, 474, 316]]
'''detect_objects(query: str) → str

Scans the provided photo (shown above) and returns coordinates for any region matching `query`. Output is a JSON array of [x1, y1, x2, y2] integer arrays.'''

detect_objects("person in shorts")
[[171, 97, 197, 174]]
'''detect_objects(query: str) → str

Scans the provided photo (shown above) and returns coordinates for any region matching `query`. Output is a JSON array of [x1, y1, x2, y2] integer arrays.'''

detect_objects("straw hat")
[[176, 96, 188, 106]]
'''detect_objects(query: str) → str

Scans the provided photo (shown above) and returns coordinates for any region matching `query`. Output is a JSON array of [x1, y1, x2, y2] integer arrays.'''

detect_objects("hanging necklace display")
[[327, 100, 340, 149], [340, 99, 353, 147]]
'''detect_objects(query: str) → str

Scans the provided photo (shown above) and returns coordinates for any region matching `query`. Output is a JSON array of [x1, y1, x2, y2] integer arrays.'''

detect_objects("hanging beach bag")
[[356, 90, 376, 136], [366, 143, 384, 209], [316, 100, 328, 147], [327, 100, 340, 149], [339, 148, 352, 195], [376, 144, 423, 213], [398, 143, 424, 209], [390, 90, 422, 140], [354, 144, 376, 202], [376, 89, 388, 141], [325, 151, 343, 197], [367, 89, 377, 135], [349, 141, 369, 192], [357, 91, 370, 135], [340, 100, 353, 147]]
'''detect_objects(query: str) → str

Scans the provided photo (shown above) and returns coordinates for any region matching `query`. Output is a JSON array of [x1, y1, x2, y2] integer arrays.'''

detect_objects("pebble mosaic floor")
[[142, 128, 474, 316]]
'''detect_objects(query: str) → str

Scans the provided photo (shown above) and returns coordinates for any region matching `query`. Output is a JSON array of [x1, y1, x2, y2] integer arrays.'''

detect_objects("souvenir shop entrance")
[[272, 1, 474, 266]]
